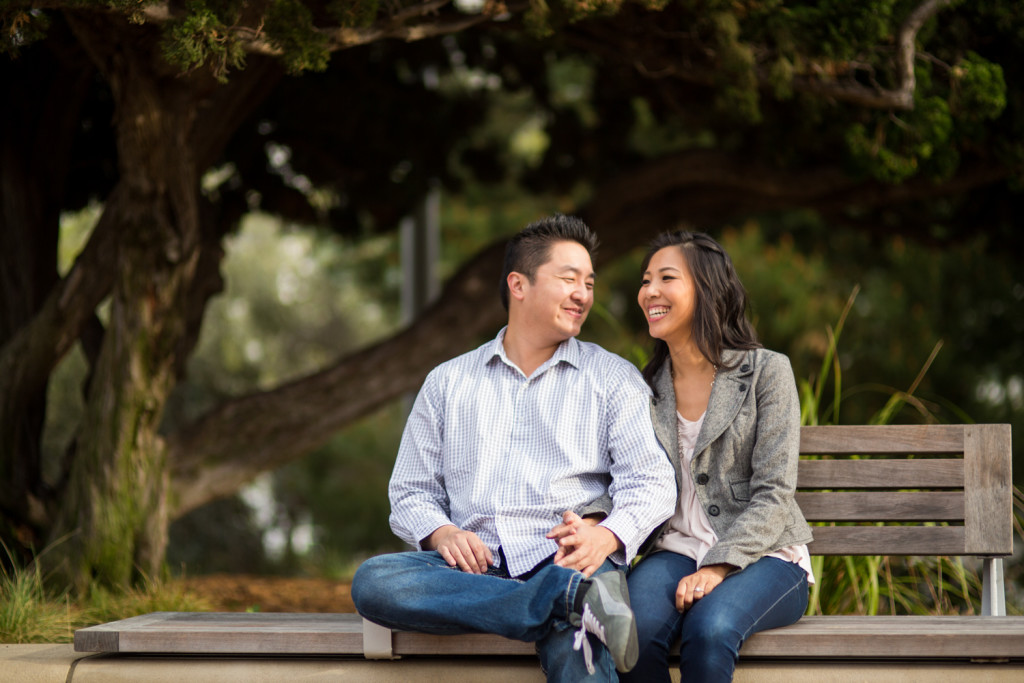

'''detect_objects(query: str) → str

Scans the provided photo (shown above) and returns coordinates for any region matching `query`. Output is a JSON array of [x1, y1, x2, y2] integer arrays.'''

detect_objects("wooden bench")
[[75, 424, 1023, 675]]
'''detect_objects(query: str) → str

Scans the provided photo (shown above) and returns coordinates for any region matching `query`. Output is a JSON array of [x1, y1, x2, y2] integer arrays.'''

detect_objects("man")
[[352, 215, 676, 680]]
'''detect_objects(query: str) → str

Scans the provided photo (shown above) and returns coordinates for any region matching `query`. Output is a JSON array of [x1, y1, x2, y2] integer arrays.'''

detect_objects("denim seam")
[[739, 571, 807, 641], [564, 571, 581, 621]]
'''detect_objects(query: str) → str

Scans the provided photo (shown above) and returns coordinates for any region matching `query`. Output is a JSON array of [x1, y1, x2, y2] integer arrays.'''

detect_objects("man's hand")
[[548, 511, 621, 577], [675, 564, 732, 612], [425, 525, 494, 574]]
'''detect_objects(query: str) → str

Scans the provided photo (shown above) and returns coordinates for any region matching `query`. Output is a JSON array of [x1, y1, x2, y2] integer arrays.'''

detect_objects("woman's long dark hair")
[[640, 231, 761, 395]]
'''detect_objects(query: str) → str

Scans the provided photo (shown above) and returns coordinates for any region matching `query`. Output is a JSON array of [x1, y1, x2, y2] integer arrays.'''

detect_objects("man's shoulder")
[[572, 339, 642, 377], [428, 338, 498, 379]]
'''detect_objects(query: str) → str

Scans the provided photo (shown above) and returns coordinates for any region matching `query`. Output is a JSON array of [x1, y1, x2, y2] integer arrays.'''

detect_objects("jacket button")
[[708, 505, 720, 516], [738, 384, 747, 392], [740, 364, 750, 372], [696, 473, 709, 485]]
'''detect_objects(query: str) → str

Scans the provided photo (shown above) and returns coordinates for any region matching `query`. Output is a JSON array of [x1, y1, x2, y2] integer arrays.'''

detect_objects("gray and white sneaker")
[[571, 570, 638, 674]]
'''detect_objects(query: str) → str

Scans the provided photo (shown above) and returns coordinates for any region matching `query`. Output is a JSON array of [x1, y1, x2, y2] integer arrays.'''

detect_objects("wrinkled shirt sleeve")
[[388, 370, 454, 549], [598, 364, 677, 565]]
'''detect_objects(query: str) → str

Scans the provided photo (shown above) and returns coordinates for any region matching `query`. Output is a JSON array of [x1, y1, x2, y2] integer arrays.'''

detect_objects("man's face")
[[518, 240, 595, 342]]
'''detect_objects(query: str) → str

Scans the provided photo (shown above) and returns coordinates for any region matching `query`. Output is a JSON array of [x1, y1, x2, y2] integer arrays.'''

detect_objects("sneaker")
[[571, 570, 638, 674]]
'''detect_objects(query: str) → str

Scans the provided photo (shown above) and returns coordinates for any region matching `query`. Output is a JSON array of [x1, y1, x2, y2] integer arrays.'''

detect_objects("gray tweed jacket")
[[644, 348, 813, 571]]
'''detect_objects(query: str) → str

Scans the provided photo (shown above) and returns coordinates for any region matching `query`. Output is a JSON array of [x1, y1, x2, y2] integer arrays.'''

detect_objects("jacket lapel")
[[651, 362, 683, 489], [692, 349, 755, 457]]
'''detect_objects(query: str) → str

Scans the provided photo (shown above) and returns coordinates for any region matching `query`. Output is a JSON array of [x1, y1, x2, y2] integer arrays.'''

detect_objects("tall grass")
[[0, 541, 74, 643], [801, 288, 1008, 616], [0, 540, 211, 644]]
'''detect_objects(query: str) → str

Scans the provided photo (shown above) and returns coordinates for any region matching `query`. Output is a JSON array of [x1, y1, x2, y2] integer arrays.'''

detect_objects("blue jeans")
[[621, 553, 808, 683], [351, 550, 619, 682]]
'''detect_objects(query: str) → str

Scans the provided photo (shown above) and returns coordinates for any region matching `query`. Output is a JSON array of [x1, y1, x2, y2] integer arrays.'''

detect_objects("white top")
[[388, 327, 677, 578], [656, 411, 814, 583]]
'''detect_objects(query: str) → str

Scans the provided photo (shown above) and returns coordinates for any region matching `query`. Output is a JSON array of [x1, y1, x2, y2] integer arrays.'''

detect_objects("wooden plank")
[[393, 631, 534, 656], [74, 612, 365, 654], [796, 492, 964, 522], [797, 459, 964, 489], [73, 612, 1024, 660], [800, 425, 964, 455], [741, 615, 1024, 658], [964, 424, 1014, 555], [807, 525, 965, 556]]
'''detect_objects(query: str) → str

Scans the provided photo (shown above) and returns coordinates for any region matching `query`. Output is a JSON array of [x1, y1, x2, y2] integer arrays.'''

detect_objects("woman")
[[621, 231, 815, 683]]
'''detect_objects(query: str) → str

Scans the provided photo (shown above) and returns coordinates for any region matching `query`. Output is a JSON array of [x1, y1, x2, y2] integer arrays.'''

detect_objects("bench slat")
[[75, 612, 1024, 660], [796, 491, 964, 521], [797, 459, 964, 488], [964, 424, 1014, 555], [807, 525, 965, 555], [742, 615, 1024, 658], [800, 425, 964, 454], [74, 612, 365, 655]]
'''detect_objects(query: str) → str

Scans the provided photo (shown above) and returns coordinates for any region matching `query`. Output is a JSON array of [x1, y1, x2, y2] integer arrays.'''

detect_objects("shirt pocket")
[[729, 478, 752, 502]]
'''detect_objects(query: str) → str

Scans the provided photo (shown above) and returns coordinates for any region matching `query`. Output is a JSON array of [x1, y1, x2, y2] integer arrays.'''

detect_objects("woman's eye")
[[640, 279, 650, 286]]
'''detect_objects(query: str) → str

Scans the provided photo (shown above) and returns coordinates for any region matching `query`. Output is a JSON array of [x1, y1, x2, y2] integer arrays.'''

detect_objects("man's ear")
[[507, 272, 528, 303]]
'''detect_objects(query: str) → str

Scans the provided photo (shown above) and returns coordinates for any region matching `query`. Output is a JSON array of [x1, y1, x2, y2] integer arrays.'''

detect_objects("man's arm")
[[592, 363, 677, 565], [388, 371, 460, 549]]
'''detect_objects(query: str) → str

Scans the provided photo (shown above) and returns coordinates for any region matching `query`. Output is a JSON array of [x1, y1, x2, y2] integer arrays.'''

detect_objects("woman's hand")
[[676, 564, 733, 612], [548, 511, 621, 577]]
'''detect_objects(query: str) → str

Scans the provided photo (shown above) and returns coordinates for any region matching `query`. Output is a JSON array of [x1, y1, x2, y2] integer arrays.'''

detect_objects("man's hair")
[[499, 214, 598, 311], [639, 230, 762, 395]]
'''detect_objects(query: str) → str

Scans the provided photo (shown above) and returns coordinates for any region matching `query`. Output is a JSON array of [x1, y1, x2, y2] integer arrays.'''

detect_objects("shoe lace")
[[572, 603, 605, 675]]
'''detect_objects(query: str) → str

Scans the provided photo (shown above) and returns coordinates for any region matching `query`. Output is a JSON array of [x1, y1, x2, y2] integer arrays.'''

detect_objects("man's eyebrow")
[[557, 265, 596, 280]]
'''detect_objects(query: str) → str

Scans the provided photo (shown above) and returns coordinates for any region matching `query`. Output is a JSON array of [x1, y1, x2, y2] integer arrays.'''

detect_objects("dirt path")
[[182, 574, 356, 613]]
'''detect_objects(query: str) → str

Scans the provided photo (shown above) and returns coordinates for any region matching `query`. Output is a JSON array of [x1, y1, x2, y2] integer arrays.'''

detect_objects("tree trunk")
[[46, 13, 202, 591]]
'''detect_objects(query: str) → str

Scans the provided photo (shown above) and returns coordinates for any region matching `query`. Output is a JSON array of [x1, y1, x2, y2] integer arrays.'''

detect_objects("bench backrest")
[[797, 424, 1013, 557]]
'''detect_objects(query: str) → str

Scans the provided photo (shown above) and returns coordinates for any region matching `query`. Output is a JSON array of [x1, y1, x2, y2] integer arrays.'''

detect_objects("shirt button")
[[708, 505, 720, 516], [696, 473, 709, 485]]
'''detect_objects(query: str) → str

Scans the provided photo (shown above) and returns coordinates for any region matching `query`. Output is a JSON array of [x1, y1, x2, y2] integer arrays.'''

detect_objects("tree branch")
[[165, 149, 1007, 517]]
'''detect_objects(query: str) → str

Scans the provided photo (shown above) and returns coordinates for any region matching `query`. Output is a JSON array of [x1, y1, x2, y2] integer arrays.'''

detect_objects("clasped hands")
[[426, 511, 620, 578]]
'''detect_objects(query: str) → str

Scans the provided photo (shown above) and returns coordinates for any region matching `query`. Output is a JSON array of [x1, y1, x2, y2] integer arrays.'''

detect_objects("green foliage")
[[161, 0, 246, 82], [845, 95, 957, 183], [950, 51, 1007, 120], [266, 0, 329, 73], [0, 543, 71, 644], [711, 10, 761, 123], [782, 0, 897, 62], [0, 546, 211, 643]]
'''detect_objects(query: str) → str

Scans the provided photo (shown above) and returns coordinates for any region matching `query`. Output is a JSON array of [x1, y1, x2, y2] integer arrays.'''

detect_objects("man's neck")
[[502, 325, 565, 378]]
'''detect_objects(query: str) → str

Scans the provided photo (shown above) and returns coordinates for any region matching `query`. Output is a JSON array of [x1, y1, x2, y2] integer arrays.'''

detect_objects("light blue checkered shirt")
[[389, 327, 677, 577]]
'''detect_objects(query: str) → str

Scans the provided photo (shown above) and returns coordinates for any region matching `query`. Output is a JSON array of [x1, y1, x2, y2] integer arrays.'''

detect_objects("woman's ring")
[[694, 587, 704, 592]]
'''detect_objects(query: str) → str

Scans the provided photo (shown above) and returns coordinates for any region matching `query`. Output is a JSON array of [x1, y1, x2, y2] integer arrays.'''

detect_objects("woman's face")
[[638, 246, 697, 344]]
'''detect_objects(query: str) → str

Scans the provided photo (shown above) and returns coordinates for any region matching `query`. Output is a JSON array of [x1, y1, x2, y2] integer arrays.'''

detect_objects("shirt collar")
[[488, 326, 582, 374]]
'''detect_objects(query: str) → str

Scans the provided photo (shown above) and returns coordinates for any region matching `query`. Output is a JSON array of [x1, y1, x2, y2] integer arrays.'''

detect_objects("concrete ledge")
[[0, 644, 93, 683], [4, 645, 1024, 683]]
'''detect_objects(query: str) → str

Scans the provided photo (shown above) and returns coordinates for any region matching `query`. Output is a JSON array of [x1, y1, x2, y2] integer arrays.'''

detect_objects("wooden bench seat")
[[75, 611, 1024, 660], [75, 424, 1023, 669]]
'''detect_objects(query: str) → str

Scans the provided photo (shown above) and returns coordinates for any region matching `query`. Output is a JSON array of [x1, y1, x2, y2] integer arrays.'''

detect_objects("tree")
[[1, 0, 1019, 591]]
